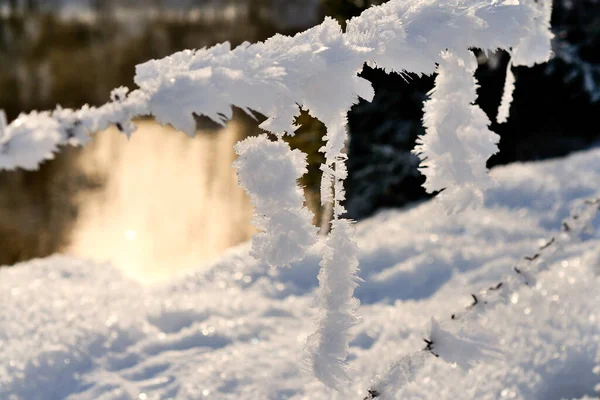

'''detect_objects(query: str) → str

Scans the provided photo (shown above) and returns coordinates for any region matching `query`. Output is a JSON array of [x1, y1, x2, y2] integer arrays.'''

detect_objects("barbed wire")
[[363, 196, 600, 399]]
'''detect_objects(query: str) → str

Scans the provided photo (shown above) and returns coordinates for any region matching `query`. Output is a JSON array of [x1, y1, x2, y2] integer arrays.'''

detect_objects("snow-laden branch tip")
[[0, 87, 147, 171], [233, 135, 317, 267], [415, 50, 500, 213]]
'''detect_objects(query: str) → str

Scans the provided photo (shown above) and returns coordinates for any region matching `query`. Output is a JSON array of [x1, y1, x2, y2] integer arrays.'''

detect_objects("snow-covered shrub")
[[0, 0, 553, 391]]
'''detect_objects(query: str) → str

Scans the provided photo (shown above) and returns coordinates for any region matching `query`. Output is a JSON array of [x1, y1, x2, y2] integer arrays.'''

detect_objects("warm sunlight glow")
[[68, 121, 255, 283], [125, 229, 137, 241]]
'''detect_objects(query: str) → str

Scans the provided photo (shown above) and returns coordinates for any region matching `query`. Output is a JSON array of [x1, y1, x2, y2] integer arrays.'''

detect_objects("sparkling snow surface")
[[1, 148, 599, 400]]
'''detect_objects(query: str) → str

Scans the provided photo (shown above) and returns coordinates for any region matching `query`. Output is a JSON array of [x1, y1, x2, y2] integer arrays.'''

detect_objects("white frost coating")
[[0, 112, 62, 170], [415, 51, 500, 213], [512, 0, 554, 68], [497, 61, 515, 124], [233, 135, 317, 267], [429, 318, 502, 370], [305, 219, 360, 389], [0, 87, 148, 170], [134, 19, 374, 141], [368, 352, 429, 400], [367, 319, 502, 399]]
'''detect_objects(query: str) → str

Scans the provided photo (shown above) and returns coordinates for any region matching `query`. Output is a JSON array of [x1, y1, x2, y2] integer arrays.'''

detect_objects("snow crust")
[[1, 147, 599, 399]]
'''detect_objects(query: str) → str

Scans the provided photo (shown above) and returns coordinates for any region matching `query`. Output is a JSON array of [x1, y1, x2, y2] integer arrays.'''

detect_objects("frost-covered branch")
[[2, 0, 551, 199], [363, 197, 600, 399], [0, 0, 553, 390]]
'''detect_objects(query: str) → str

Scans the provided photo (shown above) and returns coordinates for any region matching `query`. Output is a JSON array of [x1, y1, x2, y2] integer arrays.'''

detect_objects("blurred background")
[[0, 0, 598, 281]]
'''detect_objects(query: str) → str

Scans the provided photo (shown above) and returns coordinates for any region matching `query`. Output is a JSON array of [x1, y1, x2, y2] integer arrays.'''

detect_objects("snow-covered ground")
[[1, 147, 599, 400]]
